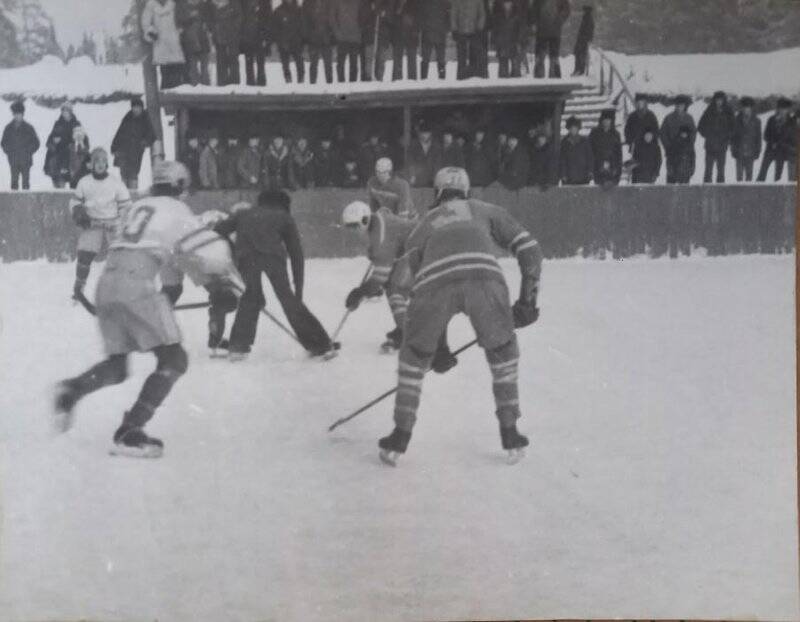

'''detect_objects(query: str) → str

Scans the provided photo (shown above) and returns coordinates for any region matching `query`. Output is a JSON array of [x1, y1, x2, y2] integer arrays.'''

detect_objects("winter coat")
[[176, 0, 211, 55], [183, 145, 202, 187], [419, 0, 450, 41], [764, 114, 798, 159], [303, 0, 335, 47], [442, 142, 466, 168], [361, 0, 393, 44], [273, 0, 304, 51], [208, 0, 243, 49], [330, 0, 363, 44], [528, 139, 556, 186], [451, 0, 486, 35], [530, 0, 570, 38], [498, 143, 530, 190], [406, 138, 443, 187], [559, 134, 593, 184], [340, 166, 362, 188], [631, 138, 662, 184], [466, 140, 496, 187], [44, 114, 80, 180], [698, 101, 735, 154], [68, 131, 91, 187], [291, 145, 316, 189], [358, 141, 391, 180], [624, 109, 659, 147], [731, 112, 762, 161], [660, 110, 696, 159], [668, 136, 695, 183], [1, 119, 39, 169], [261, 144, 295, 190], [110, 110, 157, 176], [141, 0, 186, 65], [237, 147, 262, 187], [240, 0, 271, 52], [590, 126, 622, 184], [574, 8, 594, 48], [314, 146, 339, 186], [199, 144, 220, 189], [219, 144, 242, 189], [492, 3, 523, 57]]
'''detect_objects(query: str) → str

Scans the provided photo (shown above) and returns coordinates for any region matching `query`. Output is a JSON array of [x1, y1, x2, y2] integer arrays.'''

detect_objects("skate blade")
[[379, 449, 399, 467], [109, 444, 164, 459], [209, 349, 228, 359], [506, 448, 526, 465], [228, 353, 249, 362]]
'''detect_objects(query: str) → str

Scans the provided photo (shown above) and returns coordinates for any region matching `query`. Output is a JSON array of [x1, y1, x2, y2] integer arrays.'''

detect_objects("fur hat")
[[565, 116, 581, 129], [740, 96, 755, 108], [712, 90, 726, 100], [600, 108, 616, 121], [674, 94, 691, 107], [10, 100, 24, 114], [130, 96, 144, 108], [635, 93, 648, 102]]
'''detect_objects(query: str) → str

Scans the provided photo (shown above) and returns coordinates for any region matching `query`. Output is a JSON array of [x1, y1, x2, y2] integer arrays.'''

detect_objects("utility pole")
[[136, 0, 164, 155]]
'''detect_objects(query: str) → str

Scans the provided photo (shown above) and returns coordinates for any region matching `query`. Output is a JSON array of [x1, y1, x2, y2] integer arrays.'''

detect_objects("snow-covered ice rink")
[[0, 255, 797, 621]]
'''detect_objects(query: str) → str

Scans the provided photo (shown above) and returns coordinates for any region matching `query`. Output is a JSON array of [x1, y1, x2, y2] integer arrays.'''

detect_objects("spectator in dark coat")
[[559, 116, 592, 185], [274, 0, 305, 83], [493, 0, 523, 78], [466, 128, 496, 187], [731, 97, 762, 182], [389, 0, 420, 81], [331, 0, 363, 82], [419, 0, 449, 79], [406, 123, 443, 187], [304, 0, 335, 84], [176, 0, 211, 85], [341, 153, 362, 187], [1, 100, 39, 190], [757, 97, 797, 182], [44, 103, 80, 188], [631, 129, 662, 184], [261, 134, 295, 191], [498, 133, 529, 190], [360, 0, 392, 81], [183, 133, 202, 188], [528, 132, 556, 188], [237, 135, 262, 188], [441, 130, 466, 168], [219, 135, 242, 189], [697, 90, 734, 183], [359, 131, 390, 180], [208, 0, 242, 86], [530, 0, 570, 78], [141, 0, 186, 88], [110, 97, 157, 190], [199, 132, 220, 189], [451, 0, 487, 79], [590, 109, 622, 186], [314, 138, 339, 186], [68, 125, 91, 189], [572, 5, 593, 76], [240, 0, 271, 86], [290, 136, 316, 189], [670, 125, 696, 184], [660, 95, 696, 183], [624, 94, 659, 152]]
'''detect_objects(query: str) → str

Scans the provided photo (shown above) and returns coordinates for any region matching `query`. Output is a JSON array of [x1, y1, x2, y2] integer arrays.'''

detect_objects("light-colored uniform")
[[96, 195, 242, 355], [69, 173, 132, 253]]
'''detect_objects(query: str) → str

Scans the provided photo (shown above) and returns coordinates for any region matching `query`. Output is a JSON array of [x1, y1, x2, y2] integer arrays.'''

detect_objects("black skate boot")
[[380, 327, 403, 353], [111, 422, 164, 459], [500, 424, 529, 464], [378, 427, 412, 467], [309, 340, 341, 361], [53, 381, 81, 433]]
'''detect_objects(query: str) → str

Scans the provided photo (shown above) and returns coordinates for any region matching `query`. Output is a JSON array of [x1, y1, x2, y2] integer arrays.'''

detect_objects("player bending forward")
[[54, 161, 243, 458], [378, 167, 542, 466], [69, 147, 132, 301]]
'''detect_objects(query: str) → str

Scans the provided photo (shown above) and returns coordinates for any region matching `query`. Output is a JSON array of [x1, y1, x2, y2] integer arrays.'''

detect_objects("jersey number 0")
[[121, 205, 156, 243]]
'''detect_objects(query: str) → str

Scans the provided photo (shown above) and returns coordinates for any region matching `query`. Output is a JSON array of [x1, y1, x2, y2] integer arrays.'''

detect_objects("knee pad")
[[155, 344, 189, 378]]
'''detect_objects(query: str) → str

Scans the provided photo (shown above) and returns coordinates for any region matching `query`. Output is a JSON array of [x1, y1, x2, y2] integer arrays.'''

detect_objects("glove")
[[512, 299, 539, 328], [345, 286, 365, 311], [72, 204, 91, 229], [162, 283, 183, 306], [431, 346, 458, 374]]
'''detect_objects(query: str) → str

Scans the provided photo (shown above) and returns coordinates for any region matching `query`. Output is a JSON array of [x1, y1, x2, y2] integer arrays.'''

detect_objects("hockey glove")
[[71, 204, 91, 229], [512, 300, 539, 328], [345, 286, 365, 311], [431, 346, 458, 374], [162, 283, 183, 306]]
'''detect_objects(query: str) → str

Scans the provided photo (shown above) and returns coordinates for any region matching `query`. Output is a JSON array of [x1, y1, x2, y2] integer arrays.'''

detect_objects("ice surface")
[[0, 255, 796, 621]]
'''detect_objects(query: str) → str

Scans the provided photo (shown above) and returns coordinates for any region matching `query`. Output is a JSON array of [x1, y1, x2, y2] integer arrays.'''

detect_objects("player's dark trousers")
[[230, 254, 331, 353], [244, 51, 266, 86], [309, 45, 333, 84], [703, 150, 726, 183], [9, 163, 30, 190], [279, 46, 305, 83]]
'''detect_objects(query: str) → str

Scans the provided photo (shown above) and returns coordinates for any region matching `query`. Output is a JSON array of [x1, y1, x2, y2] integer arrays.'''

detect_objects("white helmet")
[[434, 166, 470, 198], [152, 160, 191, 192], [375, 157, 393, 174], [341, 201, 371, 230]]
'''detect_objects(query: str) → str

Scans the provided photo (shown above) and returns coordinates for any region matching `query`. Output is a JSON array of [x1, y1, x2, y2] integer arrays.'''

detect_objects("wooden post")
[[552, 99, 562, 180], [175, 108, 189, 162], [403, 105, 412, 170], [137, 0, 164, 154]]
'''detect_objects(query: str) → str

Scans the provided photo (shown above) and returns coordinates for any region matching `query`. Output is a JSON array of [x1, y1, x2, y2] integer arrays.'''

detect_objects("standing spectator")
[[572, 4, 593, 76], [332, 0, 363, 83], [624, 94, 659, 153], [262, 133, 295, 191], [528, 131, 556, 188], [670, 125, 696, 184], [360, 0, 391, 82], [208, 0, 243, 86], [406, 122, 443, 187], [341, 153, 362, 187], [219, 135, 242, 189], [45, 103, 80, 189], [176, 0, 211, 85], [359, 130, 390, 180], [660, 95, 696, 183], [697, 90, 734, 183], [304, 0, 335, 84], [1, 100, 39, 191], [141, 0, 186, 88], [240, 0, 271, 86], [390, 0, 420, 81], [493, 0, 523, 78], [183, 132, 202, 188], [68, 125, 91, 189], [274, 0, 305, 83], [498, 132, 529, 190], [419, 0, 449, 80], [466, 127, 496, 187], [441, 130, 466, 168], [559, 116, 592, 185], [630, 128, 662, 184], [290, 136, 316, 189], [314, 138, 339, 187], [590, 109, 622, 187], [758, 98, 796, 182], [199, 132, 221, 189], [110, 97, 157, 190], [495, 131, 509, 165], [451, 0, 487, 80], [731, 97, 762, 183], [367, 157, 414, 217], [237, 135, 262, 189], [530, 0, 570, 78]]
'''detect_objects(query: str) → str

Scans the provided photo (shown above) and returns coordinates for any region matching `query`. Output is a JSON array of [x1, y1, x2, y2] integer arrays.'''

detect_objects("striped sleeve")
[[489, 204, 539, 257]]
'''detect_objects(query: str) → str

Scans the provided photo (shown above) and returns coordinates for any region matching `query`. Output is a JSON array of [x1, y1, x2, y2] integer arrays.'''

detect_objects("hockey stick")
[[327, 338, 479, 432], [329, 263, 373, 343], [74, 292, 211, 317]]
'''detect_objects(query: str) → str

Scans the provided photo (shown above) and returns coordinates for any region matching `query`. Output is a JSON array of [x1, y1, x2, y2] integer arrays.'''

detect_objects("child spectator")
[[208, 0, 242, 86], [45, 102, 80, 189], [274, 0, 305, 83], [466, 128, 496, 187], [341, 153, 362, 188], [572, 5, 593, 76], [240, 0, 271, 86], [624, 94, 659, 154], [559, 116, 592, 185], [199, 132, 221, 189], [406, 122, 443, 187], [631, 128, 662, 184], [262, 133, 294, 191], [731, 96, 762, 182], [1, 100, 39, 191], [110, 97, 157, 190], [530, 0, 571, 78], [238, 135, 262, 189], [493, 0, 522, 78], [304, 0, 335, 84], [451, 0, 487, 80], [291, 136, 316, 189], [698, 90, 734, 183], [528, 131, 556, 189], [176, 0, 211, 85], [419, 0, 449, 80], [498, 132, 530, 190], [314, 138, 339, 187], [590, 109, 623, 187], [442, 130, 466, 168], [141, 0, 186, 88], [183, 133, 202, 188], [331, 0, 363, 83], [68, 125, 91, 189], [757, 97, 796, 182], [670, 125, 696, 184], [219, 135, 242, 189], [660, 95, 696, 183]]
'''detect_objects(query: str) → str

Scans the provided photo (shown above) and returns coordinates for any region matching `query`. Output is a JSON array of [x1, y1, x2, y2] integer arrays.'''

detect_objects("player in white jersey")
[[69, 148, 132, 300], [54, 161, 243, 458]]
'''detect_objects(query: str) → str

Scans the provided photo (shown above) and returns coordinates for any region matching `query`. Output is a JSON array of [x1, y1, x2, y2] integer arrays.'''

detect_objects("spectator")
[[559, 116, 592, 185], [314, 138, 339, 187], [44, 102, 80, 189], [390, 0, 420, 81], [757, 97, 796, 182], [240, 0, 271, 86], [731, 96, 762, 183], [237, 135, 262, 189], [572, 4, 593, 76], [341, 153, 362, 188], [367, 157, 414, 217], [528, 131, 556, 189], [359, 130, 390, 180], [304, 0, 335, 84], [624, 94, 659, 153], [498, 132, 529, 190], [590, 109, 623, 187], [208, 0, 243, 86], [68, 125, 91, 189], [360, 0, 391, 82], [262, 133, 295, 191], [466, 127, 496, 187], [291, 136, 316, 189], [530, 0, 570, 78], [332, 123, 356, 160], [451, 0, 487, 80], [406, 122, 443, 187], [630, 128, 662, 184], [199, 132, 221, 189], [331, 0, 363, 83], [660, 95, 696, 183], [670, 125, 696, 184], [219, 135, 242, 189], [493, 0, 523, 78], [442, 130, 466, 168], [141, 0, 186, 89], [176, 0, 211, 85], [419, 0, 449, 80], [495, 131, 508, 165], [274, 0, 305, 83], [110, 97, 157, 190], [697, 90, 734, 183], [1, 100, 39, 191], [183, 132, 202, 188]]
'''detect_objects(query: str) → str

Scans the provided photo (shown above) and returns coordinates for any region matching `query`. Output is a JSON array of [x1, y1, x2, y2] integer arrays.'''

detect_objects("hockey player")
[[366, 157, 415, 218], [378, 167, 542, 466], [69, 147, 132, 301], [54, 161, 243, 458]]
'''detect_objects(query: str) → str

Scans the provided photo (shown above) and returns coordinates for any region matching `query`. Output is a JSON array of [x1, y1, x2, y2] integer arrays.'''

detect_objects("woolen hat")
[[565, 116, 581, 129], [131, 96, 144, 108], [10, 100, 24, 114], [600, 108, 616, 121], [712, 90, 726, 100], [674, 94, 691, 106], [740, 96, 755, 107], [635, 93, 647, 102]]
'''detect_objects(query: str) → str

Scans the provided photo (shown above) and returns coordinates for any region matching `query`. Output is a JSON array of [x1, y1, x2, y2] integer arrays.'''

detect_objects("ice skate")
[[53, 381, 80, 433], [378, 427, 411, 467], [227, 345, 250, 362], [310, 341, 341, 361], [380, 327, 402, 354], [110, 423, 164, 459], [500, 424, 529, 465], [209, 339, 230, 359]]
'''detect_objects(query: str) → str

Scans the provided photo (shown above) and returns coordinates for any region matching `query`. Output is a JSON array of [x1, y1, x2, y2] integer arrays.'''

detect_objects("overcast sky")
[[40, 0, 130, 48]]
